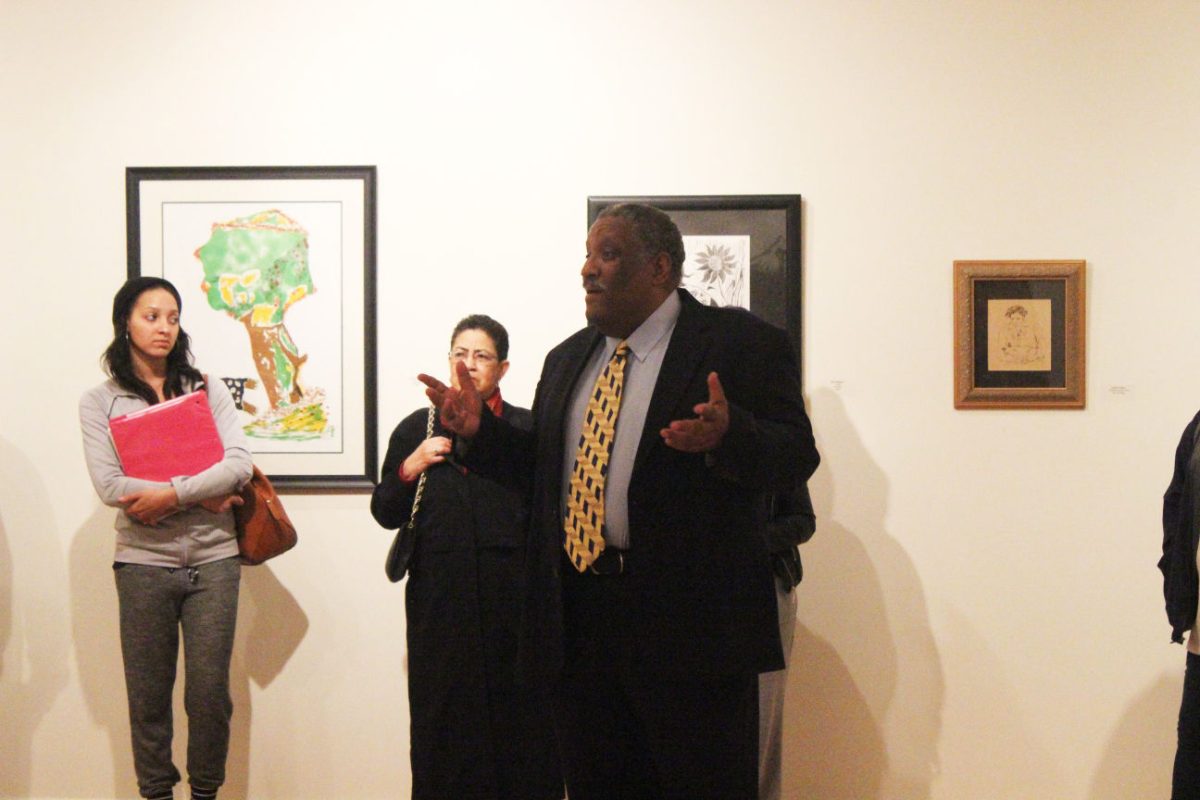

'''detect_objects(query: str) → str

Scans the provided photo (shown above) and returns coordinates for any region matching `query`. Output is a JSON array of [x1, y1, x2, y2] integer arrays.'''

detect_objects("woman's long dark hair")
[[102, 276, 204, 405]]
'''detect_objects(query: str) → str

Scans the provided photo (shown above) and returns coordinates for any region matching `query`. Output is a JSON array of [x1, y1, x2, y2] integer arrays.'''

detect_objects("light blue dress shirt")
[[561, 291, 682, 550]]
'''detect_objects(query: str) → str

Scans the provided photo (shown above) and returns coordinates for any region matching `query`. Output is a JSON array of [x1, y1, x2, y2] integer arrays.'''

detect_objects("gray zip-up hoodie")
[[79, 376, 254, 567]]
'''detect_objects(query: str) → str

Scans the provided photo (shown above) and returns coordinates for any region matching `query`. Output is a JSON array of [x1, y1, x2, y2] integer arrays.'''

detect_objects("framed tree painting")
[[587, 194, 803, 382], [126, 165, 378, 489], [953, 259, 1086, 409]]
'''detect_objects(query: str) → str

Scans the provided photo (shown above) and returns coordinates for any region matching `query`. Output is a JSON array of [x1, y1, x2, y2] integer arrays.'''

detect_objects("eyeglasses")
[[449, 348, 498, 365]]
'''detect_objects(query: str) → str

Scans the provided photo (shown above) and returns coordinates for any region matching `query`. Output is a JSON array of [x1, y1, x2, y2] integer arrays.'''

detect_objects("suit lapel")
[[542, 328, 604, 466], [634, 290, 714, 472]]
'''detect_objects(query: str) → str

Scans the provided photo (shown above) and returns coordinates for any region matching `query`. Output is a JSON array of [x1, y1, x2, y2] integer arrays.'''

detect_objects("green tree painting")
[[195, 209, 329, 440]]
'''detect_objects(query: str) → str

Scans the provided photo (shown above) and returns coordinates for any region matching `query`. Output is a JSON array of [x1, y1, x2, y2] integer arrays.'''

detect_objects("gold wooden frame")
[[953, 260, 1086, 409]]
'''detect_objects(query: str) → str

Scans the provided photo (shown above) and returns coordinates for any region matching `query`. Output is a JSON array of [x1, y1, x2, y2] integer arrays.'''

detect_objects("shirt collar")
[[606, 289, 681, 363]]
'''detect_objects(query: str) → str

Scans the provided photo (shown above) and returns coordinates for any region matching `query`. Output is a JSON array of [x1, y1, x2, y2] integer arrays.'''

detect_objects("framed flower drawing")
[[586, 195, 803, 382]]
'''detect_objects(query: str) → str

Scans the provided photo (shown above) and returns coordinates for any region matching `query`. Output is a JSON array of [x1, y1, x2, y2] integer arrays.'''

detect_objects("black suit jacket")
[[466, 289, 820, 679]]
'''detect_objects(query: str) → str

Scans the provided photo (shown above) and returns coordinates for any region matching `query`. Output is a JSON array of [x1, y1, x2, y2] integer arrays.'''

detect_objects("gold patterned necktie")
[[563, 341, 629, 572]]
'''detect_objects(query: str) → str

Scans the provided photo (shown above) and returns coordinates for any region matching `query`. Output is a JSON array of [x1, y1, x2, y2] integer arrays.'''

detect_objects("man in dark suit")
[[420, 203, 819, 800]]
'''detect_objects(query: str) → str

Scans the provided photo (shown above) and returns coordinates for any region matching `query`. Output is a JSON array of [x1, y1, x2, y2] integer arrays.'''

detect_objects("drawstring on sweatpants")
[[165, 566, 201, 584]]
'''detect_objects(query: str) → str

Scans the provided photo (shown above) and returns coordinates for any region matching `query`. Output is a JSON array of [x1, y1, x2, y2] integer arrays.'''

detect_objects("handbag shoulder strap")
[[405, 405, 437, 531]]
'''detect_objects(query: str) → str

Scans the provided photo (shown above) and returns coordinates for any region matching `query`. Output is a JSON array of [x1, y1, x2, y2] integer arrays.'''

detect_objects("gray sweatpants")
[[114, 558, 240, 800]]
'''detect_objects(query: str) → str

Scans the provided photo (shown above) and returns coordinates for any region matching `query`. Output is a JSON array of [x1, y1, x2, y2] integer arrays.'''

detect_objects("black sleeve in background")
[[763, 482, 816, 555], [370, 410, 427, 530]]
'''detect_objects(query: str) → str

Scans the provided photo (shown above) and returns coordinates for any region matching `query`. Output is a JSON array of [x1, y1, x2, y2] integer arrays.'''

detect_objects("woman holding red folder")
[[79, 276, 253, 800]]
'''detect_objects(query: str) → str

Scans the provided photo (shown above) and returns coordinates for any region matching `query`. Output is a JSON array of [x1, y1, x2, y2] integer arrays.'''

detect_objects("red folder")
[[109, 391, 224, 482]]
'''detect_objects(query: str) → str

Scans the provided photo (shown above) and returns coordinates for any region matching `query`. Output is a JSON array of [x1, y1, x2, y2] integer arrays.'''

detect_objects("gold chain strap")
[[405, 405, 437, 531]]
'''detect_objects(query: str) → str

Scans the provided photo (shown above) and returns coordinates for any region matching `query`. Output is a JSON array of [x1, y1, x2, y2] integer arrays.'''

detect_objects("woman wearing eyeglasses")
[[371, 314, 561, 800]]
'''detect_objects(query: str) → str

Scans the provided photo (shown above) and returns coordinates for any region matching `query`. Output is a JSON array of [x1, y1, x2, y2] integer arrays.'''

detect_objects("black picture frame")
[[126, 165, 378, 489], [587, 194, 803, 383]]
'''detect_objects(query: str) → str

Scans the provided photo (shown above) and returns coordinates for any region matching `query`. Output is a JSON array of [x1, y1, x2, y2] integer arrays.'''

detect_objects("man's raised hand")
[[418, 360, 482, 439], [660, 371, 730, 453]]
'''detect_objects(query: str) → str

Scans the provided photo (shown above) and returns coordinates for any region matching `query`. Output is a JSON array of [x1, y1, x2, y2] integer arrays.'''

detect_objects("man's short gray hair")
[[596, 203, 685, 285]]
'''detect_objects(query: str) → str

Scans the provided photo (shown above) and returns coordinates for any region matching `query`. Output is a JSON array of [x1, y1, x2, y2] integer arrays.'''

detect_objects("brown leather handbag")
[[202, 375, 297, 565], [234, 466, 298, 565]]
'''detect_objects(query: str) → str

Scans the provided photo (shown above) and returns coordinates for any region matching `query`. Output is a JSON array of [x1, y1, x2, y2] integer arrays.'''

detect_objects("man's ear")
[[649, 251, 674, 286]]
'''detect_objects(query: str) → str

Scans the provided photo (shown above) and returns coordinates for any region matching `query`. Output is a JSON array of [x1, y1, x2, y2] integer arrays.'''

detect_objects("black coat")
[[371, 402, 561, 800], [1161, 408, 1200, 644], [464, 290, 820, 681], [764, 482, 817, 590]]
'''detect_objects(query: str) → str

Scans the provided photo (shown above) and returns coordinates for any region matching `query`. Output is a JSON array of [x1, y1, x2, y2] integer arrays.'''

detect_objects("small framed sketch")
[[587, 194, 803, 381], [953, 260, 1086, 409]]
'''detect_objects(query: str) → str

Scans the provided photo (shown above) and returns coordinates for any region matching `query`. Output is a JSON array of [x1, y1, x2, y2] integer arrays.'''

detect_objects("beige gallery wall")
[[2, 1, 1199, 798]]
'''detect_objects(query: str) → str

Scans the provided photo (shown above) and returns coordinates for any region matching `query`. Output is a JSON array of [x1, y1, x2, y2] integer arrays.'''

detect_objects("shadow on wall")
[[1088, 672, 1181, 800], [0, 437, 71, 798], [71, 506, 309, 799], [784, 389, 944, 800], [71, 504, 138, 798], [224, 565, 309, 798], [934, 604, 1059, 795]]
